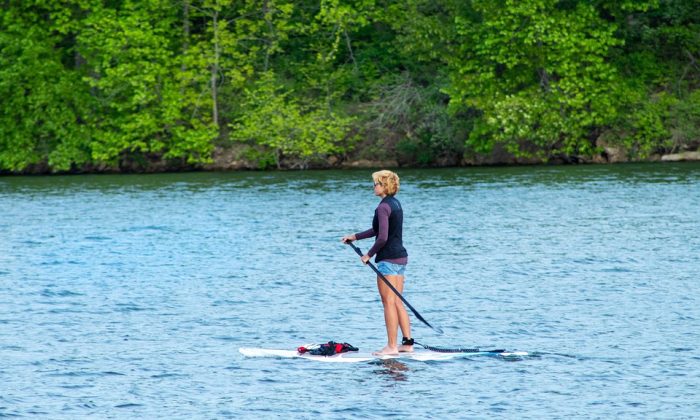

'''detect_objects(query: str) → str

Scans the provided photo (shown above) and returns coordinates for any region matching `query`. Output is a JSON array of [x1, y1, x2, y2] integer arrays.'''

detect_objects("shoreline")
[[2, 149, 699, 176]]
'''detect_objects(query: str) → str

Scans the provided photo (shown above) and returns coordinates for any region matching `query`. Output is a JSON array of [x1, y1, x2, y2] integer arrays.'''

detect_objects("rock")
[[661, 151, 700, 162], [204, 145, 252, 170], [341, 159, 399, 169], [601, 145, 627, 163], [594, 134, 629, 163]]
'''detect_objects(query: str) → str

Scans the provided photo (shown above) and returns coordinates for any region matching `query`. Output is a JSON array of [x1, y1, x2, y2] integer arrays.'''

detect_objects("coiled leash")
[[406, 337, 505, 354]]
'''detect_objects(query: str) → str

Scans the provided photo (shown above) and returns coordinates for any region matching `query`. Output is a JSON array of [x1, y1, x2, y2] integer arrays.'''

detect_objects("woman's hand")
[[361, 254, 371, 264], [341, 234, 356, 243]]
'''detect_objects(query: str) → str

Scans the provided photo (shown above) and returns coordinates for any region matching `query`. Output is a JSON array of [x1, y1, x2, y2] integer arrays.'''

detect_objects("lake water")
[[1, 163, 699, 418]]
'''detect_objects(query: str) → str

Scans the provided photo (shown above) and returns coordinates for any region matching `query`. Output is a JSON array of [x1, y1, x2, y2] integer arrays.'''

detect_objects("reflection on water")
[[372, 359, 410, 382]]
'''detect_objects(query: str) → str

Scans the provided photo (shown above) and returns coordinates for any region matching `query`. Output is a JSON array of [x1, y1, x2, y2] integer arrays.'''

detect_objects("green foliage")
[[599, 0, 700, 157], [79, 1, 215, 167], [618, 90, 675, 158], [230, 73, 354, 168], [668, 90, 700, 150], [446, 0, 625, 159], [606, 88, 700, 158], [362, 74, 466, 165], [0, 0, 699, 172], [0, 2, 94, 171], [242, 147, 278, 170]]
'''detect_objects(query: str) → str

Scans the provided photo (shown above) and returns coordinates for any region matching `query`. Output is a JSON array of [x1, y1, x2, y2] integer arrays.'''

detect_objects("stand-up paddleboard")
[[239, 347, 529, 363]]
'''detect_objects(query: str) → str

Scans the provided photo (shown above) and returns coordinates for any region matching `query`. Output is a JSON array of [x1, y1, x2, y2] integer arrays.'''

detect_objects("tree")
[[230, 72, 353, 168], [78, 0, 215, 169], [446, 0, 627, 159], [0, 1, 95, 171]]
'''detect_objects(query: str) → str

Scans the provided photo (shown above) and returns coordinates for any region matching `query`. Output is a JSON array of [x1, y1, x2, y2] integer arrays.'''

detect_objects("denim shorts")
[[376, 261, 406, 276]]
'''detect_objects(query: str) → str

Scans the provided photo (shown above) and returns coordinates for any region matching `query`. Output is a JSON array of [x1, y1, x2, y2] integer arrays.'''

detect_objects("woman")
[[341, 170, 413, 356]]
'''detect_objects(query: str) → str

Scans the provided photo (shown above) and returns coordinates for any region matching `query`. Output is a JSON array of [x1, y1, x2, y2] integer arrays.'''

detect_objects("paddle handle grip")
[[347, 241, 364, 257]]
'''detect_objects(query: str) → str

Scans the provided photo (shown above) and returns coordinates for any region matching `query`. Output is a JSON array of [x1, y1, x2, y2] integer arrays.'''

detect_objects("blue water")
[[1, 164, 699, 418]]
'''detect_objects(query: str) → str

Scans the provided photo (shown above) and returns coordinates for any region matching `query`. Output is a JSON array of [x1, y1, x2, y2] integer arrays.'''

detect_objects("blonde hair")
[[372, 170, 400, 196]]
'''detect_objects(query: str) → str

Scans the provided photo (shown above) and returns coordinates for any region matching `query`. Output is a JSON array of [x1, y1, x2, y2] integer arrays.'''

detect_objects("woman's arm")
[[353, 228, 376, 240], [341, 228, 373, 244], [366, 204, 391, 257]]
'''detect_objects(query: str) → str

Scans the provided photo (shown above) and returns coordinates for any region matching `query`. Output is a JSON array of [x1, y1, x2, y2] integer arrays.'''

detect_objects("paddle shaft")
[[346, 242, 443, 335]]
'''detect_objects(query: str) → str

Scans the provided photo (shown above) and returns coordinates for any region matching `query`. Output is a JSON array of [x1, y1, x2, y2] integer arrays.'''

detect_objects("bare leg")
[[374, 274, 412, 355], [391, 276, 413, 352], [374, 275, 399, 355]]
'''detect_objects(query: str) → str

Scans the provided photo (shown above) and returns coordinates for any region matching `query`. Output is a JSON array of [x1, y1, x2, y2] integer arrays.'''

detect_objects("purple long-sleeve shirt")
[[355, 202, 408, 264]]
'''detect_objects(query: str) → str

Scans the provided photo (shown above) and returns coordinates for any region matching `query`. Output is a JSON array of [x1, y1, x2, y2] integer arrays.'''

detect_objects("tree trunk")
[[211, 9, 220, 131], [181, 0, 190, 78], [263, 0, 273, 72]]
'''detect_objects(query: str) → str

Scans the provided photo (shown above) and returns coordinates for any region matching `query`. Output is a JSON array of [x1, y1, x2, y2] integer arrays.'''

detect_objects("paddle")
[[346, 242, 443, 335]]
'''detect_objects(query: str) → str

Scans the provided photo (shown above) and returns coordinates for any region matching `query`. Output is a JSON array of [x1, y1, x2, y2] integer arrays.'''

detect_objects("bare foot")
[[398, 344, 414, 353], [372, 346, 399, 356]]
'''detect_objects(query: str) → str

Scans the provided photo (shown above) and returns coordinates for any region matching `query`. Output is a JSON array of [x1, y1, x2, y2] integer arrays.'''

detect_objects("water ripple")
[[1, 164, 699, 418]]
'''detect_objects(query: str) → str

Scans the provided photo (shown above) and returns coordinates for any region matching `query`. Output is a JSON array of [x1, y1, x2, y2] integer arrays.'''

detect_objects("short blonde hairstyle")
[[372, 170, 400, 196]]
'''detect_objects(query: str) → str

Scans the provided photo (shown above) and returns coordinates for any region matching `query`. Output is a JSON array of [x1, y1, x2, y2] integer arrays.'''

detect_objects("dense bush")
[[0, 0, 698, 172]]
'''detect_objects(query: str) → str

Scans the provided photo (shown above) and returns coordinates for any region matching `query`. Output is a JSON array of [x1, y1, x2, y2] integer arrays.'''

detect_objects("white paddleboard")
[[239, 347, 528, 363]]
